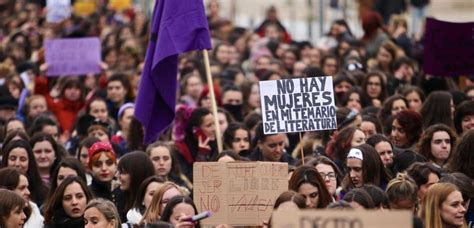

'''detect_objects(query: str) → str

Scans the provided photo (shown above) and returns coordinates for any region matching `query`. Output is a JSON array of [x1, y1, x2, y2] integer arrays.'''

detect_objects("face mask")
[[238, 149, 251, 156], [335, 91, 346, 104], [223, 104, 243, 121]]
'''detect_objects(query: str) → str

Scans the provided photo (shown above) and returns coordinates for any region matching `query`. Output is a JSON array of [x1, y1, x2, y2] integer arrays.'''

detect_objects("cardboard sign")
[[44, 38, 101, 76], [46, 0, 71, 23], [193, 162, 288, 226], [109, 0, 132, 11], [259, 77, 337, 134], [424, 17, 474, 76], [272, 210, 412, 228], [73, 0, 97, 16]]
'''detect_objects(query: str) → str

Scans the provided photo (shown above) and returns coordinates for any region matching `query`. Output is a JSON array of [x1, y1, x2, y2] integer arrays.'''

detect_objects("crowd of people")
[[0, 0, 474, 227]]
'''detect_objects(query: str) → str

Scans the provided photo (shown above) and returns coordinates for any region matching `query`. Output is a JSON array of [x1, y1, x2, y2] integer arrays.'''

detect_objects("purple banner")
[[45, 37, 101, 76], [424, 18, 474, 76]]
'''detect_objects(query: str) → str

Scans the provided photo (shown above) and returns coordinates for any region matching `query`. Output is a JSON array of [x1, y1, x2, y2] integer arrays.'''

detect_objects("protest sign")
[[193, 162, 288, 226], [272, 210, 412, 228], [259, 77, 337, 134], [44, 38, 101, 76], [424, 17, 474, 76], [73, 0, 97, 16], [46, 0, 71, 23], [109, 0, 132, 11]]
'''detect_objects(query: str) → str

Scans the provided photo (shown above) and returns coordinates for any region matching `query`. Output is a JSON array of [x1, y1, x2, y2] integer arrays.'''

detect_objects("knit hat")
[[88, 141, 116, 160]]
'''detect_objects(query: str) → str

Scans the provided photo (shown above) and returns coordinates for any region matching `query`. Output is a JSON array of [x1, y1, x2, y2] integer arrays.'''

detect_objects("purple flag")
[[135, 0, 211, 143], [424, 17, 474, 76]]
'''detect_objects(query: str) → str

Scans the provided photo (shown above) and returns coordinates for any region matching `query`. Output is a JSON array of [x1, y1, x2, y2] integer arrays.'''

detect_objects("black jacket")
[[88, 178, 114, 201], [248, 148, 298, 165], [44, 208, 84, 228]]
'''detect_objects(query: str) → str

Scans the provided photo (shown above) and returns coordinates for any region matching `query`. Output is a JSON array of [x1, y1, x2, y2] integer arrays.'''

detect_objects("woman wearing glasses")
[[308, 156, 342, 201]]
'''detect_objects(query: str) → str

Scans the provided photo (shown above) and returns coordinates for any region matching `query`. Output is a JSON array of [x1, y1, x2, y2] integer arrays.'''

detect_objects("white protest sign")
[[47, 0, 71, 23], [259, 77, 337, 134]]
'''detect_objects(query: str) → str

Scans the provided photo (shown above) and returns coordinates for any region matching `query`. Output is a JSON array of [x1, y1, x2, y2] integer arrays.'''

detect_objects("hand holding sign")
[[175, 214, 197, 227]]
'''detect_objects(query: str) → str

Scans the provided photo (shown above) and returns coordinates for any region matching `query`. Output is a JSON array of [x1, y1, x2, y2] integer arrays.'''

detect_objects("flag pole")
[[203, 49, 223, 153]]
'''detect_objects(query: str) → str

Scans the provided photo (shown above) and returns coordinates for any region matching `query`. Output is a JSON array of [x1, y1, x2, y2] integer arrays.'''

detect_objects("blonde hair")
[[86, 198, 121, 228], [419, 183, 467, 228], [386, 173, 418, 204], [140, 182, 185, 224], [27, 94, 46, 104], [389, 15, 408, 29]]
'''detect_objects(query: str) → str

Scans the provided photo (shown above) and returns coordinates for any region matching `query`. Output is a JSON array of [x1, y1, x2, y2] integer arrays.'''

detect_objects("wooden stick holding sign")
[[299, 132, 304, 164], [203, 50, 223, 153]]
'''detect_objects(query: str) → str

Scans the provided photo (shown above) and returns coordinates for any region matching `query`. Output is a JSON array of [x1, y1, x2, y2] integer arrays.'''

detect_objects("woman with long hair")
[[401, 85, 425, 113], [448, 130, 474, 179], [141, 182, 185, 224], [420, 91, 455, 129], [378, 94, 409, 133], [84, 198, 122, 228], [390, 110, 423, 153], [1, 140, 48, 206], [146, 142, 191, 189], [325, 126, 366, 175], [223, 123, 251, 156], [175, 108, 218, 180], [366, 134, 394, 169], [49, 158, 87, 198], [417, 124, 457, 169], [288, 165, 332, 208], [116, 151, 155, 221], [43, 176, 94, 228], [126, 176, 164, 225], [249, 123, 296, 165], [342, 86, 372, 112], [361, 71, 388, 107], [105, 74, 134, 121], [160, 195, 201, 228], [30, 133, 64, 184], [419, 183, 467, 228], [341, 144, 393, 196], [307, 156, 342, 200]]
